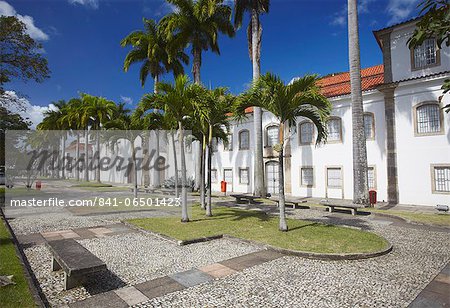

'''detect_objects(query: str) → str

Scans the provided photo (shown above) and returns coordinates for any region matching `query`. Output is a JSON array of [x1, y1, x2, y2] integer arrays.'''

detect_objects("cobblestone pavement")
[[133, 210, 450, 308], [7, 198, 450, 308]]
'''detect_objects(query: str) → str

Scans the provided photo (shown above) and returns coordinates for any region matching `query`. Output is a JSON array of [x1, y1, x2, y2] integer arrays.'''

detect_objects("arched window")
[[363, 113, 375, 140], [327, 117, 342, 142], [266, 125, 279, 147], [415, 103, 442, 135], [238, 130, 249, 150], [299, 121, 314, 145]]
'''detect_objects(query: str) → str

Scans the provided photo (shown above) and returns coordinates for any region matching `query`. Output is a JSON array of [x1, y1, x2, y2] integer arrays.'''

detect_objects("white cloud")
[[0, 1, 49, 41], [120, 96, 133, 105], [0, 91, 51, 129], [68, 0, 99, 9], [386, 0, 420, 25]]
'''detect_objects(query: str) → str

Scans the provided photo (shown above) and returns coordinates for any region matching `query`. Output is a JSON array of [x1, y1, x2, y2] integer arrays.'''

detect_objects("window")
[[327, 118, 342, 142], [327, 167, 342, 188], [239, 168, 249, 185], [299, 121, 314, 144], [368, 166, 376, 189], [211, 138, 218, 152], [412, 38, 439, 69], [239, 130, 249, 150], [364, 113, 375, 140], [415, 103, 442, 135], [211, 169, 218, 183], [301, 167, 314, 187], [432, 165, 450, 193], [266, 125, 279, 147], [224, 134, 233, 151]]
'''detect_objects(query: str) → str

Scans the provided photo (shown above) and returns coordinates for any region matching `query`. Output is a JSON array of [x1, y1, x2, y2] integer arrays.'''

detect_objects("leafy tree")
[[233, 0, 270, 197], [0, 106, 31, 166], [0, 16, 50, 94], [408, 0, 450, 112], [235, 73, 330, 231], [141, 74, 204, 222], [121, 18, 189, 91]]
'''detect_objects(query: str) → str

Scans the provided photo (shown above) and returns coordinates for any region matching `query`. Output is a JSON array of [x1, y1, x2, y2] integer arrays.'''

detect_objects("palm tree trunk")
[[143, 131, 150, 186], [251, 8, 265, 197], [348, 0, 369, 205], [206, 125, 213, 217], [171, 131, 179, 197], [96, 130, 101, 183], [278, 123, 288, 231], [178, 121, 189, 222], [153, 130, 161, 188], [84, 128, 89, 182], [132, 141, 138, 199], [200, 135, 206, 210], [61, 135, 66, 179], [192, 47, 201, 85], [76, 132, 80, 181]]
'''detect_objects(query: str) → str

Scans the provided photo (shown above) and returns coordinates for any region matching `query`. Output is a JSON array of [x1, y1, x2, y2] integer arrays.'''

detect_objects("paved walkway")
[[69, 250, 284, 307], [409, 262, 450, 307]]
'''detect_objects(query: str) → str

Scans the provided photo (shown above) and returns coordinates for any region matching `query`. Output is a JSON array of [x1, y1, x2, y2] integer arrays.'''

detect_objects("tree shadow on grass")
[[190, 206, 271, 223], [304, 215, 373, 231]]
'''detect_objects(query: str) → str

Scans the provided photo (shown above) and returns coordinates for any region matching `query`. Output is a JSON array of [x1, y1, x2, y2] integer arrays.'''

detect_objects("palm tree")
[[194, 87, 232, 216], [141, 74, 204, 222], [234, 0, 270, 197], [121, 18, 189, 91], [348, 0, 369, 205], [79, 94, 117, 183], [161, 0, 235, 84], [235, 73, 331, 231]]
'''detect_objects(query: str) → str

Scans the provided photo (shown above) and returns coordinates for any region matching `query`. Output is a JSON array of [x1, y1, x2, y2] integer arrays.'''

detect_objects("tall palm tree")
[[161, 0, 235, 84], [79, 94, 117, 183], [348, 0, 369, 205], [235, 73, 331, 231], [234, 0, 270, 197], [141, 74, 203, 222], [194, 87, 232, 216], [121, 18, 189, 91]]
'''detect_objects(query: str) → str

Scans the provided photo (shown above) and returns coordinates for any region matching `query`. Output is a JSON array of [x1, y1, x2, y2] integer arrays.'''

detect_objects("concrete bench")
[[230, 194, 260, 204], [319, 200, 363, 216], [271, 197, 307, 209], [47, 239, 107, 290]]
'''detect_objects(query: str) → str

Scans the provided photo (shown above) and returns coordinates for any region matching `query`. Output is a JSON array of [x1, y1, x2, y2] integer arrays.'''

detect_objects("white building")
[[210, 18, 450, 207]]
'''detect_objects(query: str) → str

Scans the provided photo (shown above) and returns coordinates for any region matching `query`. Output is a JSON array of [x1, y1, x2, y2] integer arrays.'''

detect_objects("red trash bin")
[[369, 190, 377, 206], [221, 181, 227, 193], [36, 181, 42, 190]]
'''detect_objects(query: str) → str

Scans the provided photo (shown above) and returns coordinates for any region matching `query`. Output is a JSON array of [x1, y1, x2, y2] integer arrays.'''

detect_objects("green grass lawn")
[[0, 219, 36, 307], [366, 208, 450, 227], [128, 206, 389, 254]]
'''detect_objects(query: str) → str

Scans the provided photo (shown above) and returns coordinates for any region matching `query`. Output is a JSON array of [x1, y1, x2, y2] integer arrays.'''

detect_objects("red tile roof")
[[317, 64, 384, 98]]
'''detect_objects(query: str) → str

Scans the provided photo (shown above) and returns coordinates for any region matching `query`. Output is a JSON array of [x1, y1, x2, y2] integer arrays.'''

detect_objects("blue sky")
[[2, 0, 422, 113]]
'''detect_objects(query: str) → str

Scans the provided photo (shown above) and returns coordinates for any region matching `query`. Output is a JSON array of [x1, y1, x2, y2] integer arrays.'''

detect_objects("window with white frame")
[[301, 167, 314, 187], [239, 168, 249, 185], [364, 113, 375, 139], [433, 166, 450, 193], [327, 118, 342, 142], [368, 166, 376, 189], [416, 104, 441, 134], [239, 130, 249, 150], [327, 167, 342, 188], [224, 134, 233, 151], [412, 38, 438, 69], [211, 169, 218, 183], [300, 122, 314, 144], [266, 125, 279, 147]]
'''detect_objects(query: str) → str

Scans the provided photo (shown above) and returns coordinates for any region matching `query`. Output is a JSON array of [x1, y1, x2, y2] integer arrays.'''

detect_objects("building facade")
[[210, 18, 450, 207]]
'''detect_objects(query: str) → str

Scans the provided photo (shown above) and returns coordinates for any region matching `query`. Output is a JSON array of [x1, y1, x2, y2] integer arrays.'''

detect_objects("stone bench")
[[47, 239, 107, 290], [271, 197, 307, 209], [230, 194, 260, 204], [319, 200, 363, 216]]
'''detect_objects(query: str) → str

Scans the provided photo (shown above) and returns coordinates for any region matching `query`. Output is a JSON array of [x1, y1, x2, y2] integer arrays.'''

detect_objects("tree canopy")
[[0, 16, 50, 94]]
